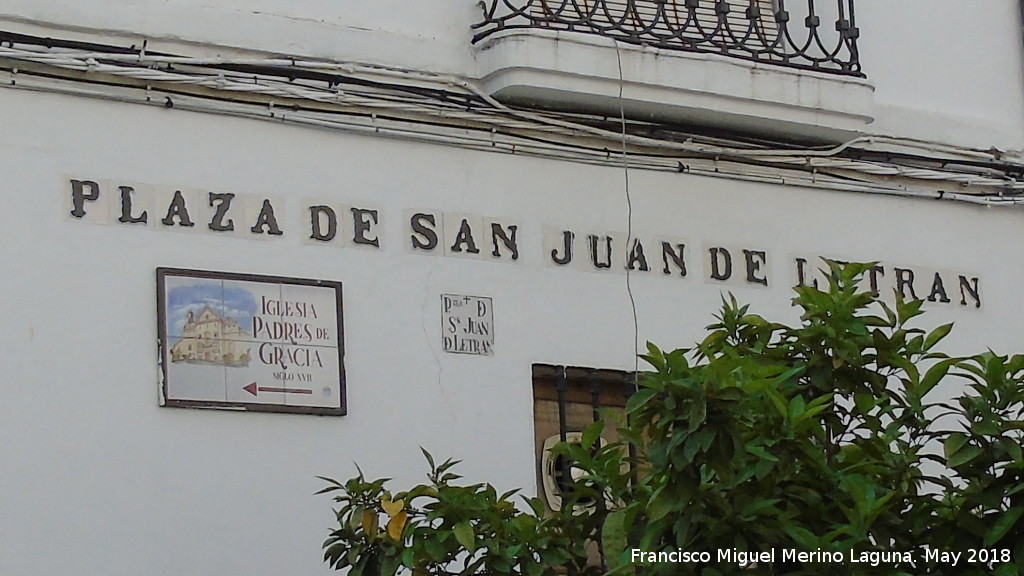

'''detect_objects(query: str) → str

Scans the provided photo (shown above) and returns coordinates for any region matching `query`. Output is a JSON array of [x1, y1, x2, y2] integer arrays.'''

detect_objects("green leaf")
[[349, 506, 364, 532], [788, 395, 807, 423], [688, 398, 707, 430], [995, 564, 1019, 576], [401, 547, 415, 568], [985, 507, 1024, 546], [741, 498, 782, 518], [943, 433, 968, 460], [581, 419, 605, 448], [948, 444, 984, 468], [919, 359, 953, 397], [420, 447, 436, 471], [424, 536, 446, 562], [854, 393, 877, 413], [602, 510, 628, 569], [644, 342, 667, 371], [879, 300, 898, 326], [767, 390, 788, 421], [748, 445, 779, 462], [683, 436, 700, 463], [924, 323, 954, 351], [453, 520, 476, 552], [783, 524, 818, 549], [1006, 440, 1023, 465], [648, 488, 676, 523], [973, 419, 1001, 436], [626, 388, 659, 413]]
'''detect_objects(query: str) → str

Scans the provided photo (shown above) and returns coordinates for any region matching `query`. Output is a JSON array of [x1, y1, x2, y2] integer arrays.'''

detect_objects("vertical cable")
[[556, 368, 578, 576], [613, 42, 640, 389], [557, 366, 569, 443], [589, 374, 607, 571], [614, 42, 642, 506]]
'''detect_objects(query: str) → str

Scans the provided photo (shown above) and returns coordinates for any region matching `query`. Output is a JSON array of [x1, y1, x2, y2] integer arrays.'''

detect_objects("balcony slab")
[[474, 29, 875, 143]]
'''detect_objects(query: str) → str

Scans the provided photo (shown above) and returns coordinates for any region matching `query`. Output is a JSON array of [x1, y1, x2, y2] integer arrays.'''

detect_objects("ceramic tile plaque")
[[157, 268, 345, 415], [441, 294, 494, 355]]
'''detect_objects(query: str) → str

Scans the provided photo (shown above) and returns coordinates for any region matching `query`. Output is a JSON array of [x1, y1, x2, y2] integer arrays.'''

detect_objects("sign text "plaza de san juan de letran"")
[[67, 177, 983, 310]]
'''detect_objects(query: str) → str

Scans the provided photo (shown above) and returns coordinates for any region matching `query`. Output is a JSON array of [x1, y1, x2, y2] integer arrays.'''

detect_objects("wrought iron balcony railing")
[[472, 0, 861, 77]]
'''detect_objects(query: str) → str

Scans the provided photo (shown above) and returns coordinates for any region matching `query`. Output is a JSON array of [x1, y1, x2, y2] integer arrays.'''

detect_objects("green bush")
[[320, 262, 1024, 575]]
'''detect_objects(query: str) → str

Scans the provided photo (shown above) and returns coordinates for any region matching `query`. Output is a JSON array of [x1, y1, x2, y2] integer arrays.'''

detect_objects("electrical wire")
[[10, 71, 1023, 209], [2, 33, 1024, 204], [613, 41, 641, 387]]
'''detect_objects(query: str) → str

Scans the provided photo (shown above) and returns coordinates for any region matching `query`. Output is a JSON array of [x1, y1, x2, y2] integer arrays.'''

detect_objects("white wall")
[[857, 0, 1024, 150], [2, 82, 1023, 574], [2, 0, 1022, 150], [0, 0, 478, 74]]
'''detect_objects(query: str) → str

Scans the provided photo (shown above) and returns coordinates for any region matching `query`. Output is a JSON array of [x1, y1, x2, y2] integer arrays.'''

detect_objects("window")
[[531, 364, 635, 512]]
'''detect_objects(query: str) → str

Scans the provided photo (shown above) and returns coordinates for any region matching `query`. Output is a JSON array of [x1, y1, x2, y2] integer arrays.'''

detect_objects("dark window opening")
[[532, 364, 636, 513]]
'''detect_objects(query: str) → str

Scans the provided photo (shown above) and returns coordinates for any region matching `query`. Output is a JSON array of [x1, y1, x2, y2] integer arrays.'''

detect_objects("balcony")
[[474, 0, 861, 76], [472, 0, 873, 142]]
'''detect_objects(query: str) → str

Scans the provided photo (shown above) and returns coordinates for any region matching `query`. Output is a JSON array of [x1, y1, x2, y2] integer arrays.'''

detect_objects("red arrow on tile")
[[243, 382, 313, 396]]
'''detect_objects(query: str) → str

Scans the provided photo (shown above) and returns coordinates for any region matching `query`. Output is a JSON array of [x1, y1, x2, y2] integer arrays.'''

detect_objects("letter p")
[[70, 179, 101, 218]]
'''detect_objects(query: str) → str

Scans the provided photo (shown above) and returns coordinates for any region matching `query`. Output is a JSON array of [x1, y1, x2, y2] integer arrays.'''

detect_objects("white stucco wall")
[[0, 0, 478, 74], [2, 0, 1022, 150], [1, 79, 1023, 574], [3, 1, 1024, 573], [857, 0, 1024, 150]]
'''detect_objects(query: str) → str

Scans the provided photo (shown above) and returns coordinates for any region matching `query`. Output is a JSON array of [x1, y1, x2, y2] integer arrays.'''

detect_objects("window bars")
[[532, 365, 635, 572], [473, 0, 861, 76], [531, 365, 635, 503]]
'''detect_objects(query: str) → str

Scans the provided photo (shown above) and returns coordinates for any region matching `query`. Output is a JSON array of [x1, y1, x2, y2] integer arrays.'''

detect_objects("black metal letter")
[[69, 179, 100, 218], [309, 205, 337, 242], [867, 265, 885, 295], [743, 250, 768, 286], [551, 231, 574, 265], [661, 242, 686, 277], [450, 218, 480, 254], [588, 235, 613, 269], [894, 268, 918, 300], [709, 247, 732, 280], [490, 223, 519, 260], [926, 272, 950, 303], [250, 199, 282, 235], [410, 213, 438, 250], [626, 238, 649, 272], [959, 276, 981, 308], [162, 190, 195, 227], [795, 258, 819, 288], [350, 208, 380, 247], [208, 192, 235, 232], [119, 186, 148, 224]]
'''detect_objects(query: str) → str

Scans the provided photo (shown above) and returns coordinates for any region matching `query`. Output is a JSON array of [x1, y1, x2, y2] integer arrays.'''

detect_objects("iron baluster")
[[472, 0, 862, 77]]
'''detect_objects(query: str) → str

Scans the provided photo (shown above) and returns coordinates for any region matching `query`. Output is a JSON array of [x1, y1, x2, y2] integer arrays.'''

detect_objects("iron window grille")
[[532, 365, 636, 506], [532, 364, 636, 571], [473, 0, 861, 77]]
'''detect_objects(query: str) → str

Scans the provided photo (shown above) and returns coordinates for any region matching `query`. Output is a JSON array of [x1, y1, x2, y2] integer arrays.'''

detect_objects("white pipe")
[[2, 46, 1023, 206]]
